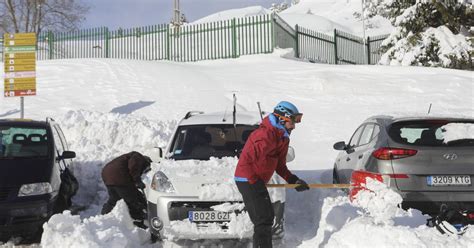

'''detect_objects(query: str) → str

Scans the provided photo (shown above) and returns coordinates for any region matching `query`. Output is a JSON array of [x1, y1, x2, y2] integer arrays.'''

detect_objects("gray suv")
[[332, 116, 474, 216]]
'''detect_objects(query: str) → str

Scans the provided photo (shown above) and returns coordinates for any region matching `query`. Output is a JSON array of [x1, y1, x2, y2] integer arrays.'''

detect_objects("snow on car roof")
[[364, 114, 474, 125], [178, 111, 263, 126]]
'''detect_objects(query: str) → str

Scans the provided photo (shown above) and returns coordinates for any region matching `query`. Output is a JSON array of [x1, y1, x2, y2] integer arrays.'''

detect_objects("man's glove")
[[135, 181, 146, 189], [288, 175, 310, 192], [295, 179, 309, 192]]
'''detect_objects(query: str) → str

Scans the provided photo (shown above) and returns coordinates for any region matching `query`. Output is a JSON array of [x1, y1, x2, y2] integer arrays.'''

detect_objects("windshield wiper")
[[446, 139, 474, 146]]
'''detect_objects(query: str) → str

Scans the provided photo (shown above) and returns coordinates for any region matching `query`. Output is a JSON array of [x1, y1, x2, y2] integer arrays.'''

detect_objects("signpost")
[[3, 33, 37, 118]]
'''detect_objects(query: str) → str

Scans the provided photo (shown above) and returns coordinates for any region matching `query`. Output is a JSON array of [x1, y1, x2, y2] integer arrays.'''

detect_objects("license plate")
[[427, 175, 471, 186], [188, 211, 231, 222]]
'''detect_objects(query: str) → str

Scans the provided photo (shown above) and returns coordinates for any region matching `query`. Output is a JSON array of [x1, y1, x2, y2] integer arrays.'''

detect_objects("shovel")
[[266, 183, 351, 189]]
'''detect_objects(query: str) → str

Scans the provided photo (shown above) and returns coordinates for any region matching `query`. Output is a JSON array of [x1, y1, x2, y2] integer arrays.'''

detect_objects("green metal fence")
[[296, 25, 388, 65], [4, 14, 389, 65], [35, 15, 273, 61]]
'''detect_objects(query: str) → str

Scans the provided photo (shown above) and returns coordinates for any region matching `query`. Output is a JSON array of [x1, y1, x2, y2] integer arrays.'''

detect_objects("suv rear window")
[[169, 124, 257, 160], [389, 120, 474, 147], [0, 126, 50, 158]]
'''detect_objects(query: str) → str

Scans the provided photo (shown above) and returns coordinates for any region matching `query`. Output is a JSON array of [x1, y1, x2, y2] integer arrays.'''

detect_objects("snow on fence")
[[6, 14, 389, 65]]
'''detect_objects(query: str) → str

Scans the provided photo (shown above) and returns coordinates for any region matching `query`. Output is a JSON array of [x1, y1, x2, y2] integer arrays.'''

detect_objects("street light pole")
[[361, 0, 367, 64], [173, 0, 181, 26]]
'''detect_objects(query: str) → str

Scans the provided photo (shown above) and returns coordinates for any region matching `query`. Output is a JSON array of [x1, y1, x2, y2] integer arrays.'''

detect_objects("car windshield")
[[169, 124, 257, 160], [389, 120, 474, 147], [0, 125, 50, 158]]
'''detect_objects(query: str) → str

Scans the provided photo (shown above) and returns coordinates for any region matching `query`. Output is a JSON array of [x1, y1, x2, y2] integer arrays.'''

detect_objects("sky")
[[81, 0, 279, 29]]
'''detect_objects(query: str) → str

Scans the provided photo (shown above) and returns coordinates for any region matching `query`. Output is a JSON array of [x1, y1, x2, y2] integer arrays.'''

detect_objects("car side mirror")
[[149, 147, 163, 163], [58, 151, 76, 160], [333, 141, 347, 151], [286, 146, 295, 163]]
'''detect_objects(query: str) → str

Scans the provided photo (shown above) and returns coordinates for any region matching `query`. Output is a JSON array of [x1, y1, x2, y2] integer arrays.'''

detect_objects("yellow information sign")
[[4, 84, 36, 91], [4, 39, 36, 46], [4, 78, 36, 84], [4, 64, 36, 72], [5, 52, 36, 59], [5, 58, 36, 66], [3, 32, 37, 99], [4, 33, 36, 40]]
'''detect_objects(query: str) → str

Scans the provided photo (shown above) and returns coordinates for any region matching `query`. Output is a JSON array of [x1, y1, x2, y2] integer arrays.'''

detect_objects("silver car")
[[145, 110, 287, 242], [332, 116, 474, 215]]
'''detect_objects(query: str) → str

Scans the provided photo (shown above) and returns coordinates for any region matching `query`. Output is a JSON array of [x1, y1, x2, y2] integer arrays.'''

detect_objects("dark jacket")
[[102, 151, 150, 186], [235, 114, 295, 184]]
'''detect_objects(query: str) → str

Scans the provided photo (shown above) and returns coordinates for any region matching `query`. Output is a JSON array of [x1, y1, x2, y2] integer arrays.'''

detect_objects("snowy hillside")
[[192, 0, 393, 36], [1, 49, 473, 247]]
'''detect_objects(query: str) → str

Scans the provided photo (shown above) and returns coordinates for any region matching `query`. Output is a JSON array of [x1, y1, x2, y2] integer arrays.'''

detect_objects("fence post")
[[232, 18, 237, 58], [166, 25, 170, 60], [366, 36, 371, 65], [48, 31, 54, 60], [295, 24, 299, 59], [104, 27, 110, 58], [333, 29, 338, 64]]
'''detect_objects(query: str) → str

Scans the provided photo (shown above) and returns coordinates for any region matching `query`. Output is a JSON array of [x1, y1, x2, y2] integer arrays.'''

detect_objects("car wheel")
[[332, 166, 340, 184]]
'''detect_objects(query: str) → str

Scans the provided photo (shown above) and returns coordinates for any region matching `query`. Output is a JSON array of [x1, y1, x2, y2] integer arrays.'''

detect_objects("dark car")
[[0, 118, 78, 242], [333, 116, 474, 216]]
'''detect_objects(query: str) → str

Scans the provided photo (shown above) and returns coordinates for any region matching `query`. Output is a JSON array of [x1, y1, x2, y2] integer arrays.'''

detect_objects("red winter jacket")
[[235, 115, 296, 184]]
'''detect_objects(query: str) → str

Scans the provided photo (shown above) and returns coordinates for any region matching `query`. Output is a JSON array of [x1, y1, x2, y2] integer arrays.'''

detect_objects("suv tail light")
[[372, 147, 417, 160], [349, 170, 408, 201]]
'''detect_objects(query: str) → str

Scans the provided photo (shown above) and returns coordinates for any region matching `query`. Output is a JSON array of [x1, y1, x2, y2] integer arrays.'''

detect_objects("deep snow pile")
[[281, 0, 393, 35], [148, 157, 285, 203], [58, 110, 175, 218], [300, 179, 474, 247], [42, 201, 151, 248]]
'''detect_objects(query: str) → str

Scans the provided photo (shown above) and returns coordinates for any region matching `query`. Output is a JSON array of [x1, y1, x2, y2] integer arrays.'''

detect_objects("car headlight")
[[18, 182, 53, 197], [151, 171, 175, 193]]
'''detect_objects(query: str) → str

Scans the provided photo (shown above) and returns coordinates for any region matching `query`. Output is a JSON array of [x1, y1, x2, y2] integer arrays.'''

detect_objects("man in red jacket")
[[235, 101, 309, 248], [101, 151, 152, 227]]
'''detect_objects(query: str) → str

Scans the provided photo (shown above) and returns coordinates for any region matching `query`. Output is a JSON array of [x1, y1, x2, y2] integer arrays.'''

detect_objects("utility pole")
[[172, 0, 182, 26], [361, 0, 367, 64]]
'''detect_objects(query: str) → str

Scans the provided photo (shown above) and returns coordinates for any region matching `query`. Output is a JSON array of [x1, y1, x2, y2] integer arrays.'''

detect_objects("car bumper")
[[0, 200, 54, 239], [400, 191, 474, 215], [147, 196, 251, 240]]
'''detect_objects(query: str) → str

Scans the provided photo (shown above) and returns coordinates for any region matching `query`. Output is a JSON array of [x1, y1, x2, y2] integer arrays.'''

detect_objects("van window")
[[0, 126, 50, 158]]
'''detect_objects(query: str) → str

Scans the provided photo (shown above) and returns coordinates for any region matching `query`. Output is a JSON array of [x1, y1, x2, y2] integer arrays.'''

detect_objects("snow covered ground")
[[0, 48, 473, 247]]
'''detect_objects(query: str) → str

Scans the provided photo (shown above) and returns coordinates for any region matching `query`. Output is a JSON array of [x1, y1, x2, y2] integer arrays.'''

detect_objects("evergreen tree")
[[372, 0, 473, 69]]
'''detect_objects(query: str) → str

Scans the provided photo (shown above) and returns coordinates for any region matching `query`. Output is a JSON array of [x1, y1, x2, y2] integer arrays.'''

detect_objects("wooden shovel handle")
[[266, 183, 351, 189]]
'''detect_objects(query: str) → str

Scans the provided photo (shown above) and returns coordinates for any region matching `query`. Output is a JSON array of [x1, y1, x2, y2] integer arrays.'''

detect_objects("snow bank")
[[58, 110, 175, 218], [302, 179, 474, 247], [41, 201, 151, 248], [442, 123, 474, 143], [152, 157, 285, 203]]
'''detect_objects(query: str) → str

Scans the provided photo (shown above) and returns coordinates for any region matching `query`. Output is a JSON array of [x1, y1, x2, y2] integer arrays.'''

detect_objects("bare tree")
[[0, 0, 90, 34]]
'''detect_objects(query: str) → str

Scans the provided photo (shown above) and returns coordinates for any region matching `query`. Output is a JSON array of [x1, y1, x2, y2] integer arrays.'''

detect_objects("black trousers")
[[236, 181, 275, 248], [101, 185, 146, 220]]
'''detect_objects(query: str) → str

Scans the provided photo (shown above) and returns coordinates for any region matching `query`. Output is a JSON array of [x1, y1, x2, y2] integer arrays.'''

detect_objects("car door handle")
[[346, 157, 351, 162], [358, 155, 363, 159]]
